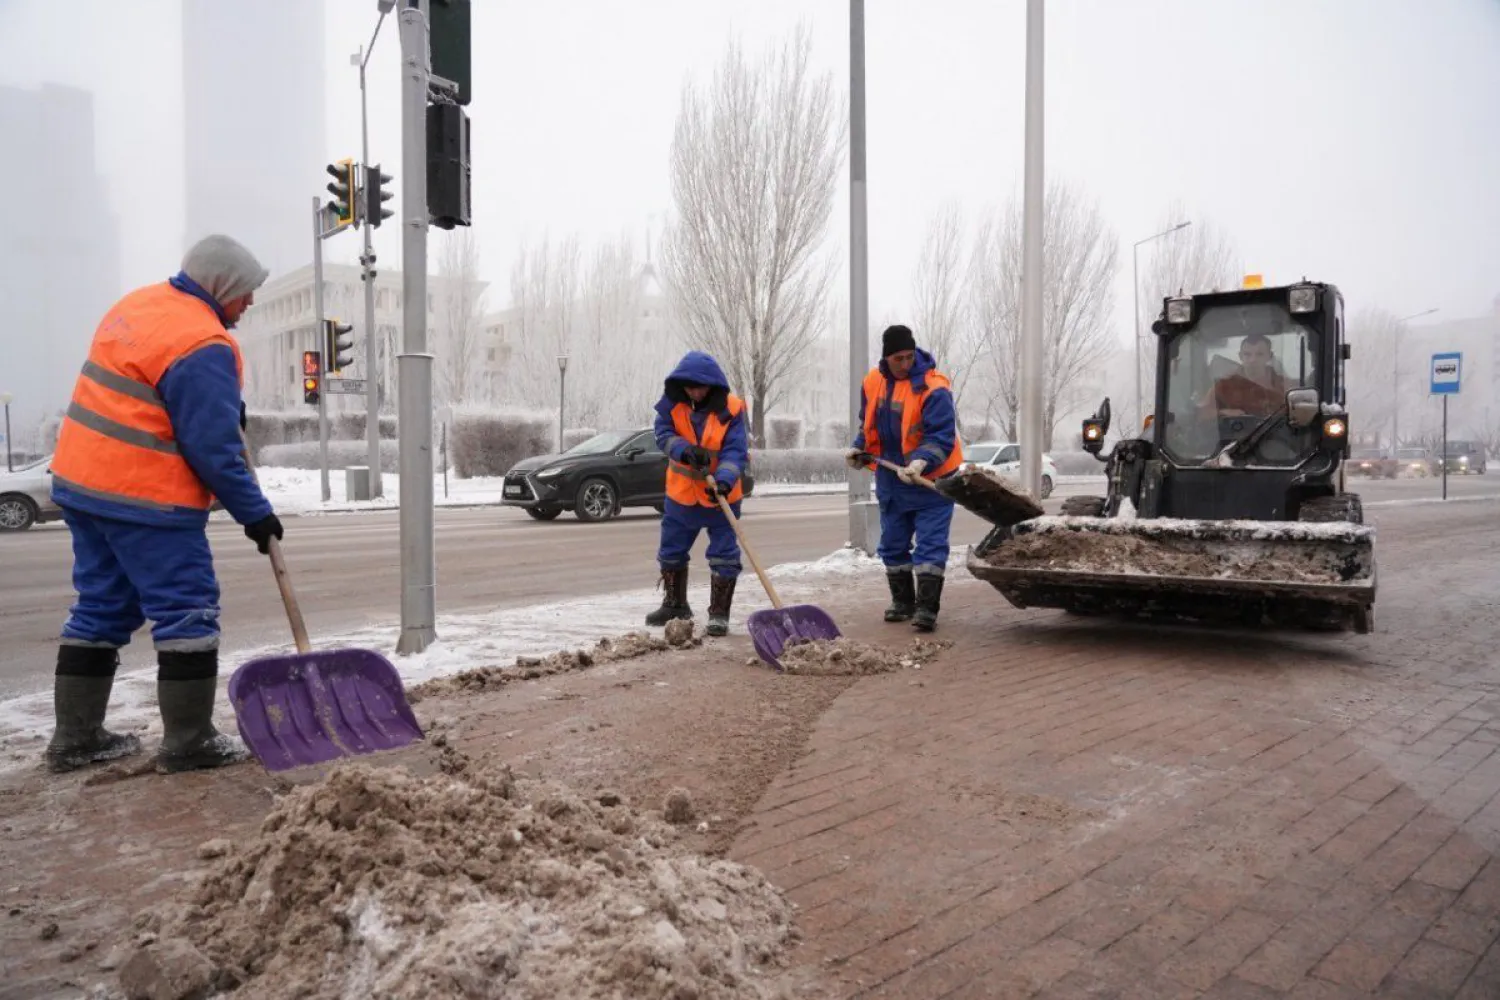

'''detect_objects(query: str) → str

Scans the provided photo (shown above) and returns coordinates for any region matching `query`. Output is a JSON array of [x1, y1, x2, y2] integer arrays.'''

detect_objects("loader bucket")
[[968, 515, 1376, 633]]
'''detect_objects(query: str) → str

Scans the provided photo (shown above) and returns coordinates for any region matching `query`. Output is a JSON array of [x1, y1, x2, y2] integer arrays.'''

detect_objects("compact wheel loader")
[[969, 278, 1376, 634]]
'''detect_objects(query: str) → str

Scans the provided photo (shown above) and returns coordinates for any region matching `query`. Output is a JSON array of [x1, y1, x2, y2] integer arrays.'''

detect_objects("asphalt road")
[[1, 473, 1495, 700]]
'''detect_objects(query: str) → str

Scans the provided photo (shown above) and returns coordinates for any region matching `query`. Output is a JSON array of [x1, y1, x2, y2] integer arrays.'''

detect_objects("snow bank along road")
[[1, 476, 1495, 700]]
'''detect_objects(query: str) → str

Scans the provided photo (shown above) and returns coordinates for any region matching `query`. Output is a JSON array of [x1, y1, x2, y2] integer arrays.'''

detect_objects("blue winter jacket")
[[851, 348, 958, 504], [52, 273, 274, 529], [652, 351, 749, 492]]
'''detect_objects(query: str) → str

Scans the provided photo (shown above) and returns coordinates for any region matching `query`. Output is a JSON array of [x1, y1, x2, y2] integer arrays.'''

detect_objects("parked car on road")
[[962, 441, 1057, 499], [501, 428, 755, 523], [1348, 448, 1395, 478], [1394, 447, 1433, 477], [0, 456, 62, 531], [1438, 440, 1487, 475]]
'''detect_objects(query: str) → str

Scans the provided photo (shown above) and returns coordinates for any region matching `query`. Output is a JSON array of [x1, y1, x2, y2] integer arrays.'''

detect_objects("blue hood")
[[878, 347, 939, 388], [663, 351, 732, 412]]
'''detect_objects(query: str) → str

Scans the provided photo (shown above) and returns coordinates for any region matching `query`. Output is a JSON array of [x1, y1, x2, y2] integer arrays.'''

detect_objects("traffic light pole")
[[358, 34, 384, 499], [396, 0, 437, 654], [312, 196, 332, 503]]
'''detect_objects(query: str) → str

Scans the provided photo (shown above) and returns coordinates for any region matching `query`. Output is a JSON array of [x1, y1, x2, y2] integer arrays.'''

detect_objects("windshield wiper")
[[1205, 407, 1286, 467]]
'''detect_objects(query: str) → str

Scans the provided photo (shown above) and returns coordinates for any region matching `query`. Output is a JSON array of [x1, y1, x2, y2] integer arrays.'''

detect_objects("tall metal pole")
[[847, 0, 878, 553], [1131, 221, 1191, 433], [396, 0, 436, 654], [2, 396, 12, 472], [312, 197, 331, 503], [1442, 396, 1449, 501], [1391, 307, 1438, 451], [1017, 0, 1045, 500], [557, 356, 568, 452], [359, 25, 386, 499]]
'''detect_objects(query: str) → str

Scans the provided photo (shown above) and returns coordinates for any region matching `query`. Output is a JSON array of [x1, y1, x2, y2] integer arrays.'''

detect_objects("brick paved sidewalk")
[[732, 507, 1500, 998]]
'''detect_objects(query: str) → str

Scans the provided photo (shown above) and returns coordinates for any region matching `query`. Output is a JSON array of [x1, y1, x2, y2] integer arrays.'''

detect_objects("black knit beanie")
[[881, 324, 917, 358]]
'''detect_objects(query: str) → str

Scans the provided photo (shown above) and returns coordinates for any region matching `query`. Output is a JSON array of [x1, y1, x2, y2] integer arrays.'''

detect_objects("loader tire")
[[1299, 493, 1364, 525], [1060, 495, 1107, 518]]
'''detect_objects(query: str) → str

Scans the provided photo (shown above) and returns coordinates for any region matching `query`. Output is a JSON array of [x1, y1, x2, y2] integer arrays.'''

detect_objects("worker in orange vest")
[[845, 325, 963, 631], [646, 351, 749, 637], [44, 234, 282, 775]]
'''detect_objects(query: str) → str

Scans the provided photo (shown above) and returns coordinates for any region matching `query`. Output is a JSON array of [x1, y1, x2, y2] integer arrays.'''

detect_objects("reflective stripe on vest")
[[50, 283, 243, 513], [665, 395, 746, 507], [860, 367, 964, 479]]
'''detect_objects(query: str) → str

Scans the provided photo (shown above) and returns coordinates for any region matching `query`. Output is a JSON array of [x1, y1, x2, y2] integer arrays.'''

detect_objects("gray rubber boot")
[[884, 569, 916, 622], [156, 650, 248, 774], [645, 567, 694, 626], [44, 647, 142, 774], [706, 574, 737, 637], [912, 574, 945, 633]]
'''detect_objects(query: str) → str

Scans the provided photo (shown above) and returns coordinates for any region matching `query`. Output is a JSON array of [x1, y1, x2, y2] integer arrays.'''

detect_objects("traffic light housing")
[[324, 319, 355, 374], [364, 164, 394, 228], [429, 0, 472, 106], [302, 351, 322, 405], [427, 103, 471, 229], [325, 158, 358, 226]]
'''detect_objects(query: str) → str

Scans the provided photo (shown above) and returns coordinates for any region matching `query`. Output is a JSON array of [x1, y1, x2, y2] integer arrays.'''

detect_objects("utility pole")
[[356, 10, 391, 498], [1132, 221, 1191, 429], [846, 0, 879, 554], [1391, 307, 1438, 450], [312, 196, 332, 503], [1017, 0, 1045, 500], [396, 0, 436, 654], [1, 392, 12, 472]]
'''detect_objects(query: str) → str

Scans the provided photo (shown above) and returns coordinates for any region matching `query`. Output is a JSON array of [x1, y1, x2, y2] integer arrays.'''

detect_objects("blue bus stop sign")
[[1430, 353, 1461, 395]]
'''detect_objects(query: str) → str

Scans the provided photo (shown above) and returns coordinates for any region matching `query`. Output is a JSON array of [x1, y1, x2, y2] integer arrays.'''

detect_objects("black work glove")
[[683, 444, 713, 469], [245, 513, 284, 555], [239, 402, 247, 432], [704, 481, 720, 503]]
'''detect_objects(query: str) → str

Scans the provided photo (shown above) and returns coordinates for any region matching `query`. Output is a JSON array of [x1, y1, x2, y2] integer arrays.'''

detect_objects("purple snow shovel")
[[713, 493, 841, 669], [228, 442, 423, 771]]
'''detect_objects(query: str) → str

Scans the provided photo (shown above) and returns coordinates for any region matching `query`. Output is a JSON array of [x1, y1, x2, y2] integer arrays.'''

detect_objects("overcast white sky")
[[3, 0, 1498, 354]]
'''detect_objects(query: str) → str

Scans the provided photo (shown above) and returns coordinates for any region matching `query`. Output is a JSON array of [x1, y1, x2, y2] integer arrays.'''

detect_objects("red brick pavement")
[[730, 501, 1500, 998]]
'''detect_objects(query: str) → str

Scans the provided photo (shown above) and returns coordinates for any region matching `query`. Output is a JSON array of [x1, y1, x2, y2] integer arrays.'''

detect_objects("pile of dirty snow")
[[118, 758, 799, 1000], [779, 637, 950, 676], [408, 622, 700, 703]]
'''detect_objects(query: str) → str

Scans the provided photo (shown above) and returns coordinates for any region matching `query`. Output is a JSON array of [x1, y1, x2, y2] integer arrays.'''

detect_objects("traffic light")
[[324, 319, 355, 374], [427, 103, 471, 229], [364, 164, 394, 228], [302, 350, 321, 405], [429, 0, 472, 105], [325, 158, 358, 225]]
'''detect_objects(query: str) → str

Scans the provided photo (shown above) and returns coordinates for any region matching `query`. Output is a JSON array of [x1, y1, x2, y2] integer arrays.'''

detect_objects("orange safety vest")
[[665, 395, 746, 507], [861, 367, 964, 479], [51, 283, 244, 514]]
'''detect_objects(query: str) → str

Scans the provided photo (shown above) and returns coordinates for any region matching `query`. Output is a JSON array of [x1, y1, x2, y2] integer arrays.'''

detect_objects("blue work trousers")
[[876, 488, 954, 577], [657, 498, 742, 578], [59, 509, 222, 652]]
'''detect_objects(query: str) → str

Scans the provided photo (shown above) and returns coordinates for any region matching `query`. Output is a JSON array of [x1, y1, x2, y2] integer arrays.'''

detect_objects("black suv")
[[501, 428, 755, 523]]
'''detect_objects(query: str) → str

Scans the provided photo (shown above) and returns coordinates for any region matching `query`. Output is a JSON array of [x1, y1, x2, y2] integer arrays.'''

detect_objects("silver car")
[[0, 456, 62, 531]]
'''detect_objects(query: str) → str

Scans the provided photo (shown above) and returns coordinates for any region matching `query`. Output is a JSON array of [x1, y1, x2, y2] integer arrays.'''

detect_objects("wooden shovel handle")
[[859, 452, 941, 492], [239, 430, 312, 654], [713, 492, 784, 610]]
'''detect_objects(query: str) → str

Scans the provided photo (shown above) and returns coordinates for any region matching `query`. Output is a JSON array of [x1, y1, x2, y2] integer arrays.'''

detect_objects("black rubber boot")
[[44, 646, 143, 774], [644, 567, 694, 626], [706, 574, 737, 637], [156, 650, 248, 774], [884, 569, 916, 622], [912, 574, 945, 632]]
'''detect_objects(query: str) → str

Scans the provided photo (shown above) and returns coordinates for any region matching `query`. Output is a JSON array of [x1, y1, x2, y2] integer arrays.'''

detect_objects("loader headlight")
[[1289, 285, 1319, 314], [1323, 418, 1347, 439], [1165, 298, 1193, 324]]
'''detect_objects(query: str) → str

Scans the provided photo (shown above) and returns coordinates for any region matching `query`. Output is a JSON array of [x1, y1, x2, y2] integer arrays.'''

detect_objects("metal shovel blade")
[[228, 648, 424, 772], [746, 604, 842, 670]]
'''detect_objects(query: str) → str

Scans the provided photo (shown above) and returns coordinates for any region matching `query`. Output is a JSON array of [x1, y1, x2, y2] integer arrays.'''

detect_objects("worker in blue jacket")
[[647, 351, 749, 637], [45, 235, 281, 774], [846, 324, 963, 631]]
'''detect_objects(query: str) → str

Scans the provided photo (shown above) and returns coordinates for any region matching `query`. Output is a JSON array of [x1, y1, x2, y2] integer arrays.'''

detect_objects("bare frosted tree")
[[1130, 201, 1240, 430], [1345, 306, 1402, 448], [966, 182, 1120, 449], [432, 228, 488, 408], [911, 201, 985, 425], [506, 233, 583, 415], [662, 26, 846, 445]]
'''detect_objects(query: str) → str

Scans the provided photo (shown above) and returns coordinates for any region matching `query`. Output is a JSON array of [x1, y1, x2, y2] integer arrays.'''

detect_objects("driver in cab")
[[1204, 333, 1289, 418]]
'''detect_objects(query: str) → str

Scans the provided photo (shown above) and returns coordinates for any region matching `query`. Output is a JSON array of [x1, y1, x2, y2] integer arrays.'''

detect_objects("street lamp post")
[[1017, 0, 1046, 499], [1391, 308, 1438, 450], [557, 356, 569, 452], [1131, 221, 1191, 429], [0, 392, 12, 472]]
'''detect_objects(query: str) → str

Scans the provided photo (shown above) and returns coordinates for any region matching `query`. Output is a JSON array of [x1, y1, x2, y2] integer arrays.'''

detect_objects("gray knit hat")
[[181, 235, 270, 304]]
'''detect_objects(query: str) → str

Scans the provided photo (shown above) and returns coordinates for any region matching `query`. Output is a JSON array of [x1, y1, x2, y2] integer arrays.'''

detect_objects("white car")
[[0, 456, 62, 531], [963, 441, 1057, 499]]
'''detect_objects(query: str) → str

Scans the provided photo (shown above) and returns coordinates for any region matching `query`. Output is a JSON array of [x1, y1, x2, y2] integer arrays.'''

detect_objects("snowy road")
[[2, 475, 1497, 701]]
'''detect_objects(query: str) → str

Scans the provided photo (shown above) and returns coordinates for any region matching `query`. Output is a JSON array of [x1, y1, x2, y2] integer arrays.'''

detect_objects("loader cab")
[[1083, 280, 1351, 522]]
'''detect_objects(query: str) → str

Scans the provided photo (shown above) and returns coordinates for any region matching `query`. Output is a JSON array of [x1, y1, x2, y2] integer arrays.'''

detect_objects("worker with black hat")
[[844, 324, 963, 630]]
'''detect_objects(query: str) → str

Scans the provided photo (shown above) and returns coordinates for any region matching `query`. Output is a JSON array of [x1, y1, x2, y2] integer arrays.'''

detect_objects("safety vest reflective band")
[[666, 395, 746, 507], [861, 367, 964, 479], [51, 283, 243, 513]]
